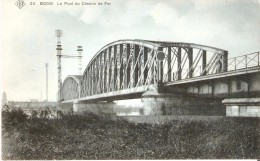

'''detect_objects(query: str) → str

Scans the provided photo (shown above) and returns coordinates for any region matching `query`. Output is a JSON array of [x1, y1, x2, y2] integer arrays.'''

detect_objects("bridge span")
[[60, 39, 260, 117]]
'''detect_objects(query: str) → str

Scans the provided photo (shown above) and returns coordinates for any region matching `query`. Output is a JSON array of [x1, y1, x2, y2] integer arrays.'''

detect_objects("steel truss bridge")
[[61, 39, 260, 103]]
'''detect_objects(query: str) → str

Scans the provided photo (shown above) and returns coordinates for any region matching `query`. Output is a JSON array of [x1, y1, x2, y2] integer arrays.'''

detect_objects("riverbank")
[[2, 108, 260, 159]]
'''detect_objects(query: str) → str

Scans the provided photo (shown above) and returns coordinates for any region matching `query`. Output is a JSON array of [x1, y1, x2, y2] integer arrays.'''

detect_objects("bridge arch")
[[80, 39, 228, 98], [61, 75, 82, 101]]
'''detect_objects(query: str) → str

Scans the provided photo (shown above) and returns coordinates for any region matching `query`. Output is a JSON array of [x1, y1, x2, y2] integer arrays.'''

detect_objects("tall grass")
[[2, 106, 260, 159]]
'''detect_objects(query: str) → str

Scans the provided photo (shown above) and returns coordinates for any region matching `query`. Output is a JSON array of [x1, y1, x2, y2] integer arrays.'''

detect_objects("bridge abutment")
[[142, 90, 225, 116]]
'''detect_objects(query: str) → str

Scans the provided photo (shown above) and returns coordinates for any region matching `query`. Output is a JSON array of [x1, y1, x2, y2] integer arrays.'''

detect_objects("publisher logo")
[[15, 0, 26, 9]]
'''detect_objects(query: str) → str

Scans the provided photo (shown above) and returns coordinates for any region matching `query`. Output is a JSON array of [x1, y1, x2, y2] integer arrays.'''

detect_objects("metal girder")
[[60, 39, 260, 104], [81, 42, 160, 96], [142, 40, 227, 54], [64, 40, 234, 101]]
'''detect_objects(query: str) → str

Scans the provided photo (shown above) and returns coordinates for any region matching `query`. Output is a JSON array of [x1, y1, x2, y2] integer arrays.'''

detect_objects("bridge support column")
[[142, 89, 225, 116], [222, 98, 260, 117], [72, 100, 116, 115], [142, 90, 174, 115]]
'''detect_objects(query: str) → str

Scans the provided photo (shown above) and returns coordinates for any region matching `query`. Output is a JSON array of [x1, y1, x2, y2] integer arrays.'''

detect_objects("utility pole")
[[45, 63, 49, 102], [77, 46, 83, 75], [55, 30, 62, 102]]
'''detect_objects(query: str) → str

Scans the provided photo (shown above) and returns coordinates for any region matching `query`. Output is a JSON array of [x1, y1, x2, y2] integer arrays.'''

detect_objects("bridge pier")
[[73, 100, 115, 115], [142, 90, 225, 116], [222, 98, 260, 117]]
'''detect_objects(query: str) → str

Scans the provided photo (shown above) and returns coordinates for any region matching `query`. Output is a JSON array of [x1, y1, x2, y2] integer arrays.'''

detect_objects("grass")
[[2, 107, 260, 159]]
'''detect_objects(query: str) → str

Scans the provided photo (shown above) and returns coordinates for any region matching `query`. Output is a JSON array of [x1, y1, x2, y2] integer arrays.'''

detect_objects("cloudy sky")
[[1, 0, 260, 101]]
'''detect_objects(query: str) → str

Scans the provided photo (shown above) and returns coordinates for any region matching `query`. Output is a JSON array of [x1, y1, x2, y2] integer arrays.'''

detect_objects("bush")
[[2, 107, 260, 160], [2, 107, 28, 130]]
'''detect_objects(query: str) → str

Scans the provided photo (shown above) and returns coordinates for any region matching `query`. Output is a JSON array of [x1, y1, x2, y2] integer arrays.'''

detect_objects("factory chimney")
[[46, 63, 48, 102]]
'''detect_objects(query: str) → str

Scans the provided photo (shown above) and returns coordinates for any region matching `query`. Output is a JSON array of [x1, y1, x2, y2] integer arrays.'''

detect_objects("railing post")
[[257, 52, 260, 66], [177, 47, 182, 80], [245, 55, 247, 68], [188, 47, 193, 78], [202, 50, 207, 75], [167, 47, 171, 81], [235, 58, 236, 70]]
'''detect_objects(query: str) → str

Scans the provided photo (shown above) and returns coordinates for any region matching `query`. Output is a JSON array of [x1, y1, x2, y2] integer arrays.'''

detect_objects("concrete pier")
[[222, 98, 260, 117], [142, 90, 225, 116], [73, 100, 115, 115]]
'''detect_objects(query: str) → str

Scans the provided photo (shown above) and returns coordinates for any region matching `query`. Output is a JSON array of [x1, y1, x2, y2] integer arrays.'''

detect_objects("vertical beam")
[[86, 74, 88, 96], [95, 60, 98, 94], [177, 47, 182, 80], [222, 51, 228, 72], [88, 68, 91, 95], [113, 45, 117, 90], [202, 50, 207, 76], [91, 66, 93, 95], [94, 61, 97, 94], [93, 61, 96, 94], [87, 73, 89, 95], [88, 65, 90, 95], [151, 50, 155, 84], [119, 44, 124, 89], [96, 60, 99, 94], [188, 47, 193, 78], [126, 44, 131, 88], [84, 75, 86, 96], [99, 54, 103, 93], [94, 58, 97, 94], [143, 47, 148, 85], [106, 49, 109, 92], [91, 63, 94, 95], [108, 47, 112, 92], [134, 45, 139, 87], [110, 48, 114, 91], [167, 47, 171, 82], [158, 47, 164, 82], [138, 47, 143, 86], [103, 51, 107, 93]]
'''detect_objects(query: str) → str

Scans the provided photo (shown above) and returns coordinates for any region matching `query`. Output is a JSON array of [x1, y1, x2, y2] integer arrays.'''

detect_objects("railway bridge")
[[60, 40, 260, 117]]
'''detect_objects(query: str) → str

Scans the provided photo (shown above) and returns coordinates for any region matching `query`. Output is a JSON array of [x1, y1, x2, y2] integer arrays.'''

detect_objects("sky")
[[1, 0, 260, 101]]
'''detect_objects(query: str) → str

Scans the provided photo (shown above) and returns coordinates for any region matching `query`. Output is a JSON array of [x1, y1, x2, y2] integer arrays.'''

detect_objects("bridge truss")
[[61, 40, 260, 102], [77, 40, 228, 99]]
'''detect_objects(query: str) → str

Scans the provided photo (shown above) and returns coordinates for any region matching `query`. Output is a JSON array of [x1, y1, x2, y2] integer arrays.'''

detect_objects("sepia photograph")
[[1, 0, 260, 160]]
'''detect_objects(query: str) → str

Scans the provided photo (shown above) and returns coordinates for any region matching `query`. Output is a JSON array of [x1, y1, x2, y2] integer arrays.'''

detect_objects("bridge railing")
[[163, 51, 260, 82], [227, 51, 260, 71]]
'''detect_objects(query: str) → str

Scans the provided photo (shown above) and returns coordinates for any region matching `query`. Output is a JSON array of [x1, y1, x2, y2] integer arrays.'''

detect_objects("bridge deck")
[[62, 86, 150, 103]]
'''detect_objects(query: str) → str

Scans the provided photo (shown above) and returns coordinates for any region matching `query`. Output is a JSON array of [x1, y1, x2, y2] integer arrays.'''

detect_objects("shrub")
[[2, 107, 28, 130]]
